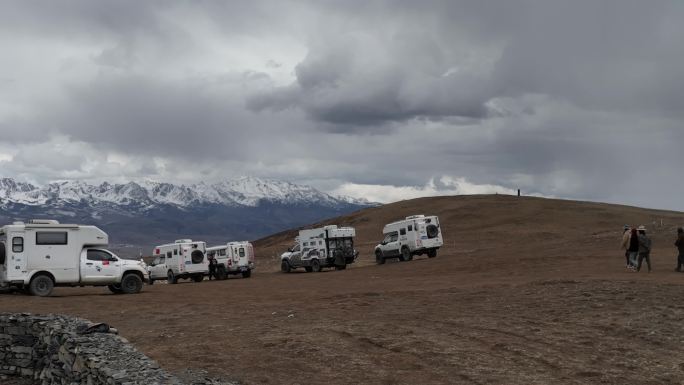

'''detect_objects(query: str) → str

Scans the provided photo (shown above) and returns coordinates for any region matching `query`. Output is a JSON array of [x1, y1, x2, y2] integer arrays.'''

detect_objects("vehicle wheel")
[[281, 260, 291, 273], [241, 270, 251, 278], [305, 266, 313, 272], [311, 259, 321, 273], [167, 270, 178, 284], [192, 274, 204, 283], [120, 274, 143, 294], [335, 264, 347, 271], [400, 247, 413, 262], [108, 284, 123, 294], [427, 249, 437, 258], [375, 250, 385, 265], [29, 274, 54, 297]]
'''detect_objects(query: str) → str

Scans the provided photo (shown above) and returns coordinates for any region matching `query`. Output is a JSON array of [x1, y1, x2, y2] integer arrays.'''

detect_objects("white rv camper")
[[280, 225, 358, 273], [206, 241, 255, 279], [374, 215, 443, 264], [149, 239, 208, 284], [0, 220, 148, 296]]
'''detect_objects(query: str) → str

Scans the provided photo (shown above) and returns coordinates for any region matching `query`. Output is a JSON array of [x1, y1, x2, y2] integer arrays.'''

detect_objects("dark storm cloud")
[[1, 0, 684, 209]]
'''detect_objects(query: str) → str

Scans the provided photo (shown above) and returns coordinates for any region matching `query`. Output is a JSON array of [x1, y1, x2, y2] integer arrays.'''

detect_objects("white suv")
[[374, 215, 443, 264]]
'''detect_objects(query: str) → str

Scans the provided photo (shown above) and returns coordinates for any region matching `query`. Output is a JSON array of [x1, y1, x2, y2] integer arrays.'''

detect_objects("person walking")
[[637, 225, 652, 273], [621, 225, 632, 268], [208, 253, 217, 280], [675, 227, 684, 272], [627, 227, 639, 271]]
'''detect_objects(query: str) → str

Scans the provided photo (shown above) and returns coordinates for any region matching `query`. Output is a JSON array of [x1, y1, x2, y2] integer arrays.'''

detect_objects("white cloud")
[[331, 176, 520, 204]]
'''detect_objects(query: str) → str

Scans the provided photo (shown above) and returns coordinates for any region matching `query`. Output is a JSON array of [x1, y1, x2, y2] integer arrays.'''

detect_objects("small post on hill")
[[517, 189, 520, 197]]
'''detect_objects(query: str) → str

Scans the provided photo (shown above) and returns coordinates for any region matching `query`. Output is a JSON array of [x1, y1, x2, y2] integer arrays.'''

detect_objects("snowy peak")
[[0, 177, 368, 209]]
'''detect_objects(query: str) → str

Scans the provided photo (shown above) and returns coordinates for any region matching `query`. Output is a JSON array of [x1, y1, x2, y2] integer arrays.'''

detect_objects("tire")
[[335, 264, 347, 270], [192, 274, 204, 283], [281, 260, 291, 273], [311, 259, 321, 273], [241, 270, 251, 278], [375, 250, 385, 265], [216, 265, 227, 280], [29, 274, 54, 297], [427, 249, 437, 258], [400, 247, 413, 262], [426, 224, 439, 239], [120, 274, 143, 294], [305, 267, 313, 272], [108, 284, 123, 294], [167, 270, 178, 284], [191, 250, 205, 264]]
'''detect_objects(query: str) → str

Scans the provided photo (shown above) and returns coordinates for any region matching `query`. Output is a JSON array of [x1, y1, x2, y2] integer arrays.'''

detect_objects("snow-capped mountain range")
[[0, 177, 372, 254], [0, 177, 368, 209]]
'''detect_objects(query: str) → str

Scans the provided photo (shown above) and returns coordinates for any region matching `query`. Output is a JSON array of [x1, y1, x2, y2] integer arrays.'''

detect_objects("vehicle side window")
[[400, 228, 406, 235], [219, 249, 226, 256], [174, 249, 178, 255], [87, 250, 112, 261], [12, 237, 24, 252], [167, 251, 172, 258], [408, 225, 413, 231], [390, 233, 398, 242], [153, 257, 161, 265], [239, 248, 245, 257], [293, 244, 300, 252], [36, 232, 68, 245], [159, 256, 165, 264]]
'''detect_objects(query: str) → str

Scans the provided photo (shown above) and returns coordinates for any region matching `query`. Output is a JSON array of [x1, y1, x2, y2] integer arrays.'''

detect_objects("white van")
[[374, 215, 443, 264], [206, 241, 255, 279], [280, 225, 358, 272], [0, 220, 148, 296], [148, 239, 208, 284]]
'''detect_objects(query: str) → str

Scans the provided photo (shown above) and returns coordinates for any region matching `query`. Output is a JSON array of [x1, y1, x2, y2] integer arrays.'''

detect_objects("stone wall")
[[0, 313, 186, 385]]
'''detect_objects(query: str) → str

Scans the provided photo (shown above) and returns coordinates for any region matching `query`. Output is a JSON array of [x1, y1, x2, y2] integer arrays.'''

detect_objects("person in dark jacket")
[[675, 227, 684, 272], [627, 227, 640, 270], [636, 225, 652, 273], [208, 254, 217, 280]]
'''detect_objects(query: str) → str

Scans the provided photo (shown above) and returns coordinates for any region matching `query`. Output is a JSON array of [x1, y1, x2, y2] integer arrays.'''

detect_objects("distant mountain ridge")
[[0, 177, 370, 209], [0, 177, 374, 256]]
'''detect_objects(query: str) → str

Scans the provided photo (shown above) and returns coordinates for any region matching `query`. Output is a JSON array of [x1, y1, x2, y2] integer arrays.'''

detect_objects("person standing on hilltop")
[[627, 227, 640, 271], [621, 225, 632, 269], [636, 225, 652, 273], [675, 227, 684, 272]]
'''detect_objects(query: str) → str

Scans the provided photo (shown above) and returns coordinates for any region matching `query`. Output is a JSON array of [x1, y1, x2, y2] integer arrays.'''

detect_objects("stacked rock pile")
[[0, 313, 234, 385]]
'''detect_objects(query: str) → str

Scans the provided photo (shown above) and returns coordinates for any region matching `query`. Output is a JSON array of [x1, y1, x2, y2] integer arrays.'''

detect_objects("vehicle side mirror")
[[287, 247, 293, 252], [381, 241, 387, 245]]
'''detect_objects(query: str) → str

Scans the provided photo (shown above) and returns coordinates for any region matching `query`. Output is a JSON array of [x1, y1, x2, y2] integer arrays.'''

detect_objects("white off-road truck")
[[0, 220, 148, 296], [149, 240, 208, 284], [280, 225, 358, 273], [206, 241, 255, 279], [374, 215, 443, 264]]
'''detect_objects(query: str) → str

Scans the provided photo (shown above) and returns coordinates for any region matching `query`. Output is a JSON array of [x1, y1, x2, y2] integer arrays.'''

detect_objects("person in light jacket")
[[621, 225, 632, 268], [675, 227, 684, 272], [637, 225, 652, 273]]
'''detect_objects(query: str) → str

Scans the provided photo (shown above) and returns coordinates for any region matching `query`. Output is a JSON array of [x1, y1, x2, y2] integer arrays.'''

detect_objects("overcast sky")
[[0, 1, 683, 208]]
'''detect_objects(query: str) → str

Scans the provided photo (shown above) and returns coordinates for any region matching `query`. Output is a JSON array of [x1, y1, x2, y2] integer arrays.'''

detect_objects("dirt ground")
[[3, 196, 684, 384]]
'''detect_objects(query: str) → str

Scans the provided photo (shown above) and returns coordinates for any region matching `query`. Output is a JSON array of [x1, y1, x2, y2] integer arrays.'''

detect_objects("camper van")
[[374, 215, 443, 264], [206, 241, 255, 279], [149, 239, 208, 284], [280, 225, 358, 273], [0, 220, 148, 296]]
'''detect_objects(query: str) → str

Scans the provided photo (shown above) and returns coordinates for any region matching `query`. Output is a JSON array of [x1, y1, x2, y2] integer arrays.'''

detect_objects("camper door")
[[4, 231, 26, 281]]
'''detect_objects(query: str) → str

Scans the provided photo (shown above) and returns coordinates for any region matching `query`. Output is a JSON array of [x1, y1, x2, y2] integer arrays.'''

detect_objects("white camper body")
[[280, 225, 358, 273], [149, 239, 208, 284], [206, 241, 255, 279], [374, 215, 443, 264], [0, 220, 147, 296]]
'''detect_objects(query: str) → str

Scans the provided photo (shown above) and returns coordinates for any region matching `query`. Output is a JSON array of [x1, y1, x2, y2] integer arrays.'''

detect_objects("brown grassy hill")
[[254, 194, 684, 270], [6, 195, 684, 385]]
